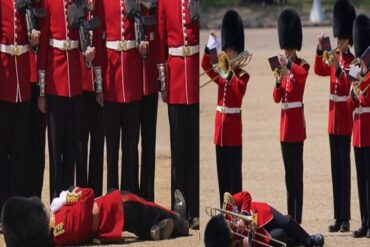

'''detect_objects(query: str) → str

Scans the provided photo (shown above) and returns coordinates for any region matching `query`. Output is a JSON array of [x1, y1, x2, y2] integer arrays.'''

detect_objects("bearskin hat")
[[1, 197, 53, 247], [278, 8, 302, 51], [333, 0, 356, 45], [221, 9, 244, 54], [204, 214, 231, 247], [353, 14, 370, 57]]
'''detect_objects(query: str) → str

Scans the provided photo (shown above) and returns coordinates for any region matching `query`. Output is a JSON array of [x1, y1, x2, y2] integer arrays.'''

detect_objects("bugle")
[[205, 206, 287, 247], [322, 41, 348, 65], [353, 72, 370, 97], [200, 50, 252, 89]]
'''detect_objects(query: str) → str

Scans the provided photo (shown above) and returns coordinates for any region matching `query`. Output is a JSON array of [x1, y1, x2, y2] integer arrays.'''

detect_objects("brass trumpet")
[[200, 50, 252, 89], [353, 72, 370, 97], [205, 206, 287, 247], [322, 41, 348, 65]]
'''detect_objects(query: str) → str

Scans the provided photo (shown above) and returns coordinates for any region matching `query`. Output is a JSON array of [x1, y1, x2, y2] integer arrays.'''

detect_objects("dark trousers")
[[215, 145, 242, 207], [354, 147, 370, 229], [47, 95, 80, 200], [265, 207, 311, 247], [168, 104, 199, 219], [139, 93, 158, 201], [104, 100, 141, 193], [0, 100, 30, 212], [122, 191, 181, 239], [329, 134, 351, 221], [23, 84, 47, 198], [280, 142, 304, 224], [76, 91, 104, 197]]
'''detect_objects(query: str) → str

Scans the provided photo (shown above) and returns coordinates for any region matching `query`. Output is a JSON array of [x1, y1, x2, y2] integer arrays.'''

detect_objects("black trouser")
[[104, 100, 141, 193], [329, 134, 351, 222], [139, 93, 158, 201], [354, 147, 370, 229], [280, 142, 304, 224], [23, 84, 47, 198], [122, 191, 182, 239], [215, 145, 242, 207], [168, 104, 199, 220], [264, 207, 311, 247], [47, 95, 80, 200], [0, 100, 30, 213], [76, 91, 104, 196]]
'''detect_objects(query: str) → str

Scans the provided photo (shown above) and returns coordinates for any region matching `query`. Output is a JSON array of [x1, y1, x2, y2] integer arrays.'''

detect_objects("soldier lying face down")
[[1, 187, 189, 246]]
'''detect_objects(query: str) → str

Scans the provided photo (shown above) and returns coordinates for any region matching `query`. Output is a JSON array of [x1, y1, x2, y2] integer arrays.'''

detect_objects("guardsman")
[[37, 0, 96, 200], [138, 0, 160, 202], [76, 0, 104, 197], [1, 187, 189, 245], [201, 10, 250, 208], [0, 0, 40, 231], [349, 14, 370, 238], [314, 0, 356, 233], [272, 8, 309, 224], [158, 0, 200, 229], [99, 0, 146, 193]]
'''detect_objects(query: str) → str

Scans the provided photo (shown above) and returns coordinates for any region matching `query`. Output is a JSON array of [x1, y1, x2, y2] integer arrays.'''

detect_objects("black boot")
[[173, 189, 189, 236], [150, 218, 175, 240], [352, 227, 367, 238], [339, 220, 350, 232], [310, 234, 324, 246], [328, 220, 341, 232]]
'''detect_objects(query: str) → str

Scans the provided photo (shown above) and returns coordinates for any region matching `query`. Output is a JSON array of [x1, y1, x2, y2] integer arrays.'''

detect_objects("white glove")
[[50, 191, 68, 213], [206, 34, 221, 54]]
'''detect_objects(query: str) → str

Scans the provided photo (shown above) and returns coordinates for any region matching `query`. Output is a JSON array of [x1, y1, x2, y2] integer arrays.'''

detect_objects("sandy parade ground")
[[1, 26, 370, 247]]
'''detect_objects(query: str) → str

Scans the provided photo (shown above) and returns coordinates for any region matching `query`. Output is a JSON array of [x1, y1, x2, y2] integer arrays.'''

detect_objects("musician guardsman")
[[272, 8, 309, 224], [201, 9, 249, 207], [99, 0, 146, 194], [314, 0, 356, 233], [1, 187, 189, 246], [138, 0, 161, 202], [76, 0, 104, 197], [0, 0, 40, 231], [204, 191, 324, 247], [158, 0, 200, 229], [348, 14, 370, 238]]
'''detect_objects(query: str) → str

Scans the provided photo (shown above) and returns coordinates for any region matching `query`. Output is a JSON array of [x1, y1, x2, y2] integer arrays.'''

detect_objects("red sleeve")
[[233, 191, 252, 214], [290, 63, 309, 87], [92, 0, 105, 68], [314, 55, 330, 76], [230, 72, 249, 96], [37, 0, 49, 73], [273, 86, 283, 103], [157, 0, 167, 63], [201, 53, 222, 85]]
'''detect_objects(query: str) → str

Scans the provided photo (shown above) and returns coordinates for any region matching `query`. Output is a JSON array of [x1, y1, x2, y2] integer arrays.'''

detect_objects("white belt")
[[281, 101, 302, 110], [329, 94, 347, 102], [354, 107, 370, 114], [0, 44, 29, 56], [216, 106, 241, 114], [168, 45, 199, 57], [49, 39, 79, 50], [106, 40, 137, 51]]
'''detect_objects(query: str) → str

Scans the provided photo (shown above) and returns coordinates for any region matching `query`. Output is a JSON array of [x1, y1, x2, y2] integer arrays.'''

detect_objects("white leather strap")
[[0, 44, 29, 56], [216, 106, 241, 114], [49, 39, 79, 50], [354, 107, 370, 114], [329, 94, 347, 102], [168, 45, 199, 57], [105, 40, 137, 51], [281, 101, 303, 110]]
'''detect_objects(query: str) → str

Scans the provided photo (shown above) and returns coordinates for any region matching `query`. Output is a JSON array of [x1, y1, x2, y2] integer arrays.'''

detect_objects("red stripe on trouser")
[[121, 193, 177, 216]]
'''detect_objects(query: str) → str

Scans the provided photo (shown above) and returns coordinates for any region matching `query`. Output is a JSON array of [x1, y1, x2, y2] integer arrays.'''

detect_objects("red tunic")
[[53, 188, 124, 245], [158, 0, 199, 104], [0, 0, 31, 103], [38, 0, 82, 97], [98, 0, 143, 103], [314, 51, 354, 136], [230, 191, 273, 246], [29, 52, 38, 83], [201, 53, 249, 146], [142, 4, 160, 96], [273, 58, 309, 142], [347, 76, 370, 147]]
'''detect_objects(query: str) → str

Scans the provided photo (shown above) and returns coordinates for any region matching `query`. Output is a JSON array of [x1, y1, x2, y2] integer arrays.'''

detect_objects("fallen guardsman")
[[1, 187, 189, 246], [204, 191, 324, 247]]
